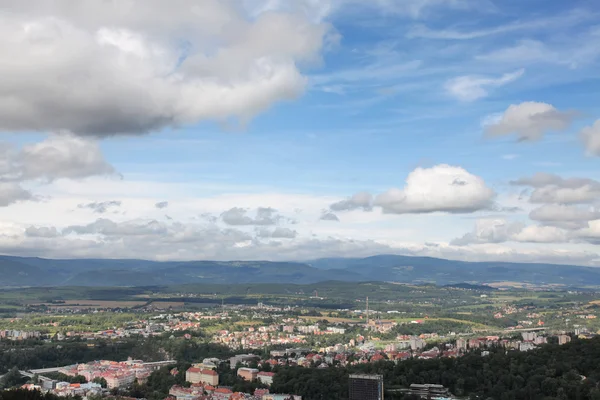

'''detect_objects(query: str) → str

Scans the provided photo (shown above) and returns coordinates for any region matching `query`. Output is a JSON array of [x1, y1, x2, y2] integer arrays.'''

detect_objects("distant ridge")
[[442, 283, 497, 291], [0, 254, 599, 287]]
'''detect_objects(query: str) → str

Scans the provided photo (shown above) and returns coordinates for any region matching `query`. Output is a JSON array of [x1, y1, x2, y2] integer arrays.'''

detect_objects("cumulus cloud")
[[529, 204, 600, 229], [511, 225, 569, 243], [221, 207, 282, 226], [330, 191, 373, 212], [452, 218, 569, 245], [257, 227, 298, 239], [485, 102, 575, 141], [0, 134, 114, 183], [451, 219, 524, 245], [574, 220, 600, 244], [444, 69, 524, 101], [0, 182, 32, 207], [18, 134, 115, 180], [320, 211, 340, 221], [0, 134, 115, 207], [64, 218, 168, 237], [25, 226, 60, 238], [77, 200, 121, 214], [374, 164, 495, 214], [155, 201, 169, 209], [0, 1, 331, 136], [512, 173, 600, 204], [581, 120, 600, 156]]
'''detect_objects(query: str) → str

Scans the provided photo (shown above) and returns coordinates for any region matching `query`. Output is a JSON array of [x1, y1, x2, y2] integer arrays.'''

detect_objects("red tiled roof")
[[201, 369, 218, 376], [187, 367, 202, 373]]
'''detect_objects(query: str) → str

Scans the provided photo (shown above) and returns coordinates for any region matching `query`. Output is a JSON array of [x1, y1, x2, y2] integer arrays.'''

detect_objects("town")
[[1, 284, 599, 399]]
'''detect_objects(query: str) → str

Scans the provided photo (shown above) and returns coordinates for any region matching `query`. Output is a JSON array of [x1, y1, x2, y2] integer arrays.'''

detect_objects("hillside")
[[0, 254, 599, 287]]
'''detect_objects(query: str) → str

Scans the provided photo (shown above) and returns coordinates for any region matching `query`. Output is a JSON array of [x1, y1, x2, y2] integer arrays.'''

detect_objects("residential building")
[[186, 367, 202, 384], [257, 371, 275, 386], [409, 337, 425, 351], [229, 354, 260, 369], [212, 387, 233, 399], [105, 372, 135, 389], [558, 334, 571, 345], [237, 367, 259, 381], [405, 383, 450, 399], [455, 338, 467, 351], [185, 367, 219, 386], [519, 342, 536, 352], [169, 385, 205, 400]]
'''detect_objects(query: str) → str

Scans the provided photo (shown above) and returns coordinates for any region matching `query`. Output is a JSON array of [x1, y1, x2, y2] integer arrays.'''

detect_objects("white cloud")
[[406, 9, 592, 40], [452, 218, 570, 245], [485, 102, 575, 141], [574, 220, 600, 244], [451, 218, 523, 245], [374, 164, 495, 214], [511, 225, 569, 243], [368, 0, 486, 18], [25, 226, 61, 238], [330, 191, 373, 211], [77, 200, 122, 214], [475, 26, 600, 69], [476, 40, 560, 64], [581, 120, 600, 156], [530, 204, 600, 229], [0, 1, 331, 136], [64, 218, 168, 237], [221, 207, 283, 226], [18, 134, 115, 181], [512, 173, 600, 204], [445, 69, 524, 101], [155, 201, 169, 209], [0, 182, 32, 207], [320, 211, 340, 221], [0, 134, 115, 207], [257, 227, 298, 239]]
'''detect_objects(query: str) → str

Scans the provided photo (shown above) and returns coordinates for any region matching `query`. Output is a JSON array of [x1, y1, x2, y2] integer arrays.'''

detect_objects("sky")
[[1, 0, 600, 264]]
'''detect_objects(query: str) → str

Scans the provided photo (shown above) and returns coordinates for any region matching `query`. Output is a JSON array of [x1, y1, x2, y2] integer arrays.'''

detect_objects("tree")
[[92, 377, 107, 388], [71, 375, 87, 384], [0, 367, 25, 389]]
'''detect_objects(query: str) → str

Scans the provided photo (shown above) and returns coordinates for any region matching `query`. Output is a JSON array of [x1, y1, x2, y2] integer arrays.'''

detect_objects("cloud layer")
[[0, 1, 331, 136]]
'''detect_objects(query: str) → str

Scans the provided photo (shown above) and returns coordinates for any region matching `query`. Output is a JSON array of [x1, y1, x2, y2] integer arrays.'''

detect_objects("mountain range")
[[1, 254, 600, 288]]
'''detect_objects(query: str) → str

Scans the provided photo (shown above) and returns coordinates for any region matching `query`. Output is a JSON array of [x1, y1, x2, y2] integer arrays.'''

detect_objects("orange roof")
[[187, 367, 202, 373], [201, 369, 218, 376], [215, 388, 233, 393]]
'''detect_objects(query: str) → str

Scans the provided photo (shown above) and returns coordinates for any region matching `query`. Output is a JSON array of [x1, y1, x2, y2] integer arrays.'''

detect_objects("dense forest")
[[271, 337, 600, 400]]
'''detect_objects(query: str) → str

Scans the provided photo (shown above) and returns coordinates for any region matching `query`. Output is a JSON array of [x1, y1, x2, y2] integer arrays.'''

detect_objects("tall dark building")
[[349, 374, 384, 400]]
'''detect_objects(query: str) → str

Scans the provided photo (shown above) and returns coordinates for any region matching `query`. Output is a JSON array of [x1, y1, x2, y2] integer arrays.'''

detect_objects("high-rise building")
[[349, 374, 384, 400]]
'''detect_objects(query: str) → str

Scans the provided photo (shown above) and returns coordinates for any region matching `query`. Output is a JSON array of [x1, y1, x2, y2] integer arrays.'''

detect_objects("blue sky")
[[0, 0, 599, 264]]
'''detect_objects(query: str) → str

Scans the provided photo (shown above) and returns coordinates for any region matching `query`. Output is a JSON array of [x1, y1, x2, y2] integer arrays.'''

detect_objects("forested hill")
[[272, 337, 600, 400], [1, 253, 600, 287]]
